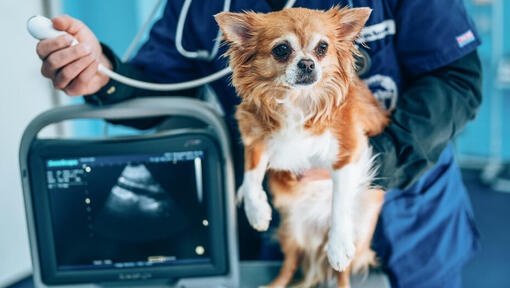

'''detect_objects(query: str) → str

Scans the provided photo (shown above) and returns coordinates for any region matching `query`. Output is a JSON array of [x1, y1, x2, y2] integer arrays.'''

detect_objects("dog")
[[215, 6, 389, 288]]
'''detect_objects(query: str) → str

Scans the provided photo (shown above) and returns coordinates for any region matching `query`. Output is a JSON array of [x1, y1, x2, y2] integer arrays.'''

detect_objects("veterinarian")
[[35, 0, 481, 287]]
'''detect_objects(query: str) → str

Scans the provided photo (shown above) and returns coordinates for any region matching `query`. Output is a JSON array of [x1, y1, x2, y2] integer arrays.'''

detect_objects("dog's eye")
[[315, 41, 328, 57], [272, 43, 291, 61]]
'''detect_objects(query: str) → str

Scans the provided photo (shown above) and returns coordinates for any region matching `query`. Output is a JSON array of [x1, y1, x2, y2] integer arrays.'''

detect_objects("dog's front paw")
[[327, 235, 356, 272], [238, 184, 272, 231]]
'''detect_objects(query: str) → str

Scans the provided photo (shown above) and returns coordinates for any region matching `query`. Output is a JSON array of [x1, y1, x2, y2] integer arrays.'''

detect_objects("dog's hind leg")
[[262, 237, 301, 288], [351, 189, 384, 275], [336, 266, 352, 288], [262, 170, 303, 288]]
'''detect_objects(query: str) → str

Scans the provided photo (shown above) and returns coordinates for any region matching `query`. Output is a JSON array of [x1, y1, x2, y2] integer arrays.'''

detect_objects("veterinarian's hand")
[[298, 168, 331, 182], [237, 184, 272, 231], [36, 15, 111, 96]]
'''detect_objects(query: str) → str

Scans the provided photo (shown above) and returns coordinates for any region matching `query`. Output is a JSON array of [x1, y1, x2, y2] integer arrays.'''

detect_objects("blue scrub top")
[[131, 1, 481, 287]]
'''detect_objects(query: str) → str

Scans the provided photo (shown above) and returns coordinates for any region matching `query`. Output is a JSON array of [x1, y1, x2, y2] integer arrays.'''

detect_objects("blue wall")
[[456, 0, 510, 160], [61, 0, 162, 57]]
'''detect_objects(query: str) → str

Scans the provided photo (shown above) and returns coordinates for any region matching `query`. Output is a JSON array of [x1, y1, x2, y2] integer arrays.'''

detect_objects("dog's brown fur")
[[216, 6, 389, 287]]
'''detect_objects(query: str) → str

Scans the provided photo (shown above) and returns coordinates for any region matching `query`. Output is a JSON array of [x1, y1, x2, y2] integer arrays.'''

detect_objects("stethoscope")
[[175, 0, 231, 61], [174, 0, 297, 61]]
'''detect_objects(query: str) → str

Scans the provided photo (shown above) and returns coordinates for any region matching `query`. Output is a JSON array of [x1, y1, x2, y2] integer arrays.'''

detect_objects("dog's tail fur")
[[351, 248, 379, 280], [294, 241, 330, 288]]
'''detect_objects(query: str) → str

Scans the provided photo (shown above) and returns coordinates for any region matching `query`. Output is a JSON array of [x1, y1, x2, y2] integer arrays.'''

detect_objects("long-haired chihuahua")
[[215, 6, 389, 288]]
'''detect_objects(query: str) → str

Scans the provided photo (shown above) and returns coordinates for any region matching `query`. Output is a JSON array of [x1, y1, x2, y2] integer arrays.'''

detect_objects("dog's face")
[[215, 7, 371, 95], [270, 27, 328, 87]]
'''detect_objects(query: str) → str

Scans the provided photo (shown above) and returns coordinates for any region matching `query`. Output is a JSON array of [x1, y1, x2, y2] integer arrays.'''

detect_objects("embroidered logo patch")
[[363, 74, 398, 111], [456, 30, 475, 48], [357, 20, 396, 43]]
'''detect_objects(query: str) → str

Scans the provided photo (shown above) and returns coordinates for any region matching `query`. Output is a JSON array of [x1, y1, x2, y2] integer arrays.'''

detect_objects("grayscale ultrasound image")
[[94, 164, 189, 242], [47, 155, 211, 270]]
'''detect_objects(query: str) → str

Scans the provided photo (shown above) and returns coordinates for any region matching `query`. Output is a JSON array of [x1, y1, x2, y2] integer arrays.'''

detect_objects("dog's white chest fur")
[[266, 118, 338, 172]]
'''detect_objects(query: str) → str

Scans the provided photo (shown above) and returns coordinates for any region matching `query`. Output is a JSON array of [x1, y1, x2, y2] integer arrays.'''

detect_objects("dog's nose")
[[297, 59, 315, 73]]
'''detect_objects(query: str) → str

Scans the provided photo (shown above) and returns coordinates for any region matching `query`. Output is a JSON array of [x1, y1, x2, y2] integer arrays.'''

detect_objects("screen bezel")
[[28, 132, 228, 285]]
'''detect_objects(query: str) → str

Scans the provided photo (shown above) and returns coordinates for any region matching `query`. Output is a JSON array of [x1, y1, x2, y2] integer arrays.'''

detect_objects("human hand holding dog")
[[299, 168, 331, 182], [239, 169, 331, 231], [36, 15, 111, 96]]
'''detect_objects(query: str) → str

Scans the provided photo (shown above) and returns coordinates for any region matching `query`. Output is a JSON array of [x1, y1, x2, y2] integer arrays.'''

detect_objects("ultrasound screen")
[[44, 151, 211, 271]]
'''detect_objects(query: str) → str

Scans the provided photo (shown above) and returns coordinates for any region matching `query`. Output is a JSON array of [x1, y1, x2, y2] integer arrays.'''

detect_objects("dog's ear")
[[328, 6, 372, 42], [214, 11, 260, 47]]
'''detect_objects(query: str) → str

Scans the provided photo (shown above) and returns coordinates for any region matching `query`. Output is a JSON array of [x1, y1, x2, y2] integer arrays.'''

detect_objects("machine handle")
[[19, 97, 230, 161]]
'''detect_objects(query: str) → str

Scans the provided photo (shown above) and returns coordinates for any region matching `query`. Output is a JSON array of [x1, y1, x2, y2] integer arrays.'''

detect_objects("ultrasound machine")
[[19, 92, 389, 288], [19, 93, 243, 288]]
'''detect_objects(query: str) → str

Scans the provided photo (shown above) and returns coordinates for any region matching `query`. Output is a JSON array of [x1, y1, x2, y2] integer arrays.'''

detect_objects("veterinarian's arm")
[[370, 50, 482, 190], [83, 44, 198, 106], [83, 44, 198, 130]]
